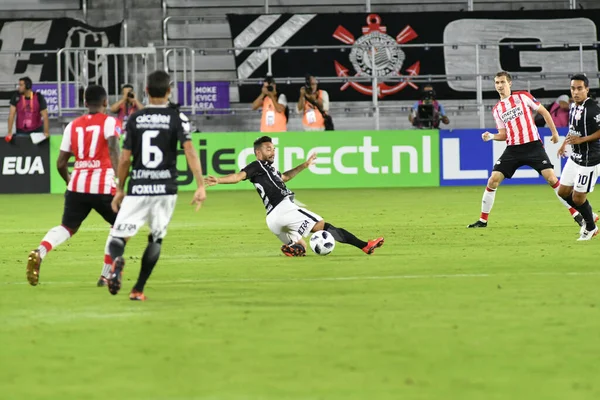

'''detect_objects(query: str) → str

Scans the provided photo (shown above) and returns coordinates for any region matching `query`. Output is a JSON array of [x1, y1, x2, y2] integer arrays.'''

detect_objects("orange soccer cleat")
[[362, 237, 385, 255]]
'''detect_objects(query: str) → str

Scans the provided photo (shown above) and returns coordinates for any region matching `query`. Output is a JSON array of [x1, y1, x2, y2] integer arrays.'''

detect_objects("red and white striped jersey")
[[492, 91, 541, 146], [60, 113, 121, 194]]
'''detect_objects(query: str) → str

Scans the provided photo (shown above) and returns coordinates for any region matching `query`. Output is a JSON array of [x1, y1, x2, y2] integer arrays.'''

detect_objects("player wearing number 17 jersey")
[[467, 71, 581, 229], [26, 85, 121, 286], [106, 70, 206, 301], [205, 136, 384, 257]]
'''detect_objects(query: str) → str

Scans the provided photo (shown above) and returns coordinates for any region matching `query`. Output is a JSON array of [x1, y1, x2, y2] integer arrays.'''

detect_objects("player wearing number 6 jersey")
[[106, 70, 206, 301], [205, 136, 384, 257], [26, 85, 121, 286], [556, 74, 600, 240], [467, 71, 582, 229]]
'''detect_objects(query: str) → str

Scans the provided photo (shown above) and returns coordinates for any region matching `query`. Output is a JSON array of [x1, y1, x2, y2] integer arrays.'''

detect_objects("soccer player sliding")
[[468, 71, 585, 229], [205, 136, 384, 257]]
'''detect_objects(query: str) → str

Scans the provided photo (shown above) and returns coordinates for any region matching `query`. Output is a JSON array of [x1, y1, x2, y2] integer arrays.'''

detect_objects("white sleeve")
[[278, 93, 288, 107], [59, 122, 73, 152], [103, 116, 118, 139], [321, 90, 330, 112], [522, 92, 541, 112]]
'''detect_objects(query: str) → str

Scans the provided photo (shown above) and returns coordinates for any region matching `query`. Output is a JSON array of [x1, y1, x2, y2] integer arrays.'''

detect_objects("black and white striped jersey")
[[242, 160, 293, 214], [568, 98, 600, 167]]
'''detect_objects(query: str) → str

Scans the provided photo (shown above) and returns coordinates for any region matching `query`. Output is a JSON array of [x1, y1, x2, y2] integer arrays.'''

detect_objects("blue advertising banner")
[[439, 128, 570, 186], [34, 83, 76, 115]]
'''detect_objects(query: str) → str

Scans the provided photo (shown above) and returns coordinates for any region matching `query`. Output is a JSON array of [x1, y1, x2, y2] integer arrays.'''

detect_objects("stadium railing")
[[0, 40, 595, 130]]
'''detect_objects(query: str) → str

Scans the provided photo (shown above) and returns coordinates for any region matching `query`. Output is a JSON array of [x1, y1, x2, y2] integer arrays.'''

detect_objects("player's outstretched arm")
[[206, 171, 247, 186], [537, 105, 560, 143], [282, 153, 317, 182], [183, 141, 206, 211], [56, 151, 72, 184], [111, 149, 132, 212]]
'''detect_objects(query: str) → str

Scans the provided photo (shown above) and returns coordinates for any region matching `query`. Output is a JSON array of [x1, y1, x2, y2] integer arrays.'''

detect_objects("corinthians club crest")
[[333, 14, 420, 98]]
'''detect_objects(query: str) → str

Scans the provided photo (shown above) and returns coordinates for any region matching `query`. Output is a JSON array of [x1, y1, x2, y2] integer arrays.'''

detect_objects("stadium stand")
[[0, 0, 599, 133]]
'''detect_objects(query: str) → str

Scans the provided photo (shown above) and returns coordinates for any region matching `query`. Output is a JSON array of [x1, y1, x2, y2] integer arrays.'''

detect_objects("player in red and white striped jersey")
[[60, 113, 119, 195], [26, 85, 121, 286], [468, 71, 582, 228]]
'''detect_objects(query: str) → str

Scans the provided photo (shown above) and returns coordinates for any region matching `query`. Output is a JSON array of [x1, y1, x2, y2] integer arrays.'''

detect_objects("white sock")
[[101, 264, 112, 278], [37, 225, 72, 260], [480, 186, 496, 222], [552, 183, 578, 217], [101, 234, 113, 278]]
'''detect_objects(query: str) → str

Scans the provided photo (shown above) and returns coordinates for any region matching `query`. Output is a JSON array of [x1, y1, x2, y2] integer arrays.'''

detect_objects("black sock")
[[566, 194, 596, 230], [578, 200, 596, 231], [563, 194, 578, 209], [134, 236, 162, 292], [324, 223, 368, 249], [108, 237, 126, 260]]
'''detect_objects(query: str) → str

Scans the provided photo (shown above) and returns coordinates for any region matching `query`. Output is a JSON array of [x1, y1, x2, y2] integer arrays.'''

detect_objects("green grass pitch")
[[1, 186, 599, 400]]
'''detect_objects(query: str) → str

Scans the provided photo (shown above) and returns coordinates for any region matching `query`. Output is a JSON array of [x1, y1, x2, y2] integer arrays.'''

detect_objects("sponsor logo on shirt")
[[501, 106, 524, 124], [131, 184, 167, 195]]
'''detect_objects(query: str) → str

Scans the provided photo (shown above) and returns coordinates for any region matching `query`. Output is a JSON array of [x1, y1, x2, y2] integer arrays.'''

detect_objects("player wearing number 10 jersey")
[[206, 136, 384, 257], [26, 85, 121, 286], [106, 70, 206, 301]]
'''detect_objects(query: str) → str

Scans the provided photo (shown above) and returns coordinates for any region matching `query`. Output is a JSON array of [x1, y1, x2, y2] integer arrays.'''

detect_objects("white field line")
[[2, 271, 600, 286]]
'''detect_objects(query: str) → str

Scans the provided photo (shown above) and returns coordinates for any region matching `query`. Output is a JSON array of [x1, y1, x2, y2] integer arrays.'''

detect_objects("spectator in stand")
[[253, 76, 288, 133], [409, 84, 449, 129], [6, 76, 49, 142], [297, 74, 330, 131], [110, 84, 144, 127], [548, 94, 570, 128]]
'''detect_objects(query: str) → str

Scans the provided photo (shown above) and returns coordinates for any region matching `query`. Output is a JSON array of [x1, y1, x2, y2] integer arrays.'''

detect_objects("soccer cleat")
[[129, 290, 147, 301], [96, 276, 108, 287], [107, 256, 125, 295], [362, 237, 385, 255], [281, 243, 306, 257], [579, 213, 599, 235], [26, 250, 41, 286], [467, 220, 488, 228], [578, 226, 599, 241]]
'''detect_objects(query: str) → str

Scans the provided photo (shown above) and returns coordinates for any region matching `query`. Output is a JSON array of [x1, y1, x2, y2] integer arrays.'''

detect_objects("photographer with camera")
[[253, 76, 288, 133], [409, 84, 449, 129], [110, 84, 144, 127], [297, 74, 331, 131]]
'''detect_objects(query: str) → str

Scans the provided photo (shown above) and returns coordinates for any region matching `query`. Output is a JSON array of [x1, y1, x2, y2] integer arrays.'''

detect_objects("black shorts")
[[61, 191, 116, 230], [493, 141, 554, 179]]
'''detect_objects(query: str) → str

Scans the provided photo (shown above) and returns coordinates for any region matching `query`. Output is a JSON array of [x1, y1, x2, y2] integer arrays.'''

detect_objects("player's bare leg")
[[541, 168, 584, 226], [27, 225, 75, 286], [468, 171, 504, 228]]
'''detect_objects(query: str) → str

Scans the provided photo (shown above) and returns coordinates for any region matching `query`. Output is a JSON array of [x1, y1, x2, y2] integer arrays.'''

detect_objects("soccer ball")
[[309, 230, 336, 256]]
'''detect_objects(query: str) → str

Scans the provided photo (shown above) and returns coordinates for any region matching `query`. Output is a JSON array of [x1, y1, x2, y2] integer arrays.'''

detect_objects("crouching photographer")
[[409, 85, 449, 129], [297, 74, 333, 131]]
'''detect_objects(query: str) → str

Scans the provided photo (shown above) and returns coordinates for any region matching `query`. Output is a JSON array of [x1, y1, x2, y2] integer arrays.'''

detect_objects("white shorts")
[[266, 197, 323, 245], [560, 158, 600, 193], [111, 195, 177, 239]]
